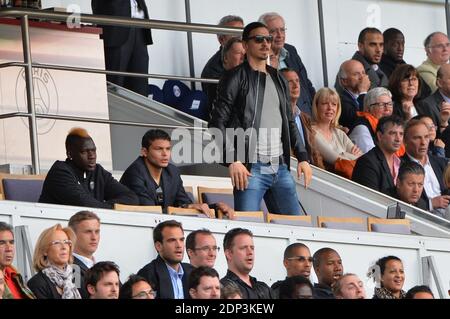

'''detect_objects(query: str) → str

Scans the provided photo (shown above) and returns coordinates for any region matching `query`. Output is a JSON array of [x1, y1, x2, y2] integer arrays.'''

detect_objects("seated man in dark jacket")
[[137, 220, 193, 299], [120, 129, 218, 217], [39, 127, 138, 208], [312, 247, 343, 299]]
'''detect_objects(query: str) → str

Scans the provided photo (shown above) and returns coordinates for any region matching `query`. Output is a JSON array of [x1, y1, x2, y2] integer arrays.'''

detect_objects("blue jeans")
[[234, 162, 301, 215]]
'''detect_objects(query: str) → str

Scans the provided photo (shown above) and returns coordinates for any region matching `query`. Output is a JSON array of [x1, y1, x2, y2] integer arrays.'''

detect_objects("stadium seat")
[[178, 90, 208, 120], [218, 210, 265, 223], [167, 206, 214, 218], [114, 203, 163, 214], [162, 80, 191, 108], [317, 216, 367, 231], [184, 185, 195, 203], [368, 217, 411, 235], [0, 173, 46, 203], [148, 84, 164, 103], [267, 213, 313, 227]]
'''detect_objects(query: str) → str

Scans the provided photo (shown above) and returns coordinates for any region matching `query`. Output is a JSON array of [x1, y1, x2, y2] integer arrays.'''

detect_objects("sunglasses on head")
[[246, 35, 273, 43]]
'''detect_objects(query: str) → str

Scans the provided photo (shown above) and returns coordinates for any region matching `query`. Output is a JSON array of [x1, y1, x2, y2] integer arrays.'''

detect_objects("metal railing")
[[0, 8, 244, 174]]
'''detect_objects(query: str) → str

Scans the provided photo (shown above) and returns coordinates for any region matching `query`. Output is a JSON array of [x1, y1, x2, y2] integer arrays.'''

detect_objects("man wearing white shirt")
[[402, 120, 450, 217], [92, 0, 153, 96], [69, 211, 101, 299]]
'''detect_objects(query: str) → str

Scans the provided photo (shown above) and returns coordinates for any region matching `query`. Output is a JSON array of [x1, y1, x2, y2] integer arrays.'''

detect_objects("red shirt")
[[4, 266, 23, 299]]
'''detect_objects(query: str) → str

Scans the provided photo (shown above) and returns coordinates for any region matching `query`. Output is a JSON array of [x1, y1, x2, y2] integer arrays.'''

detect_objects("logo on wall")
[[15, 68, 59, 135]]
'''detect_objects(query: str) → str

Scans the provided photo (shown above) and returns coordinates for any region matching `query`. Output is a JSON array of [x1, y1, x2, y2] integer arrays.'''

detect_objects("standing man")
[[137, 220, 193, 299], [312, 247, 344, 299], [417, 32, 450, 93], [209, 22, 312, 215], [221, 228, 273, 299], [68, 210, 101, 299], [259, 12, 316, 114], [92, 0, 153, 96], [0, 222, 35, 299], [85, 261, 120, 299], [186, 229, 219, 268]]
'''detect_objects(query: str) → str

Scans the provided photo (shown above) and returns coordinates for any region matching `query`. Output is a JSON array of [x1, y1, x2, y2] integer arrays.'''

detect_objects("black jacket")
[[120, 157, 192, 207], [386, 187, 429, 211], [352, 146, 395, 195], [91, 0, 152, 47], [27, 271, 61, 299], [73, 256, 90, 299], [417, 90, 446, 129], [339, 89, 366, 130], [379, 54, 405, 79], [313, 283, 335, 299], [39, 159, 138, 209], [283, 43, 316, 115], [221, 270, 273, 299], [201, 47, 223, 116], [401, 154, 448, 203], [137, 255, 193, 299], [209, 60, 308, 169]]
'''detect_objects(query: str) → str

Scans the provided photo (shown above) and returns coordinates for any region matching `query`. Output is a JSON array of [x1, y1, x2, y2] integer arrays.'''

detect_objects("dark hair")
[[188, 266, 220, 290], [221, 37, 243, 63], [153, 220, 183, 244], [388, 64, 421, 103], [223, 228, 253, 250], [376, 255, 402, 276], [358, 27, 382, 44], [383, 28, 404, 44], [283, 243, 309, 259], [65, 127, 92, 152], [398, 161, 425, 182], [279, 275, 313, 299], [280, 67, 297, 74], [312, 247, 338, 268], [221, 281, 243, 299], [141, 129, 171, 149], [0, 222, 13, 234], [68, 210, 100, 232], [186, 229, 213, 251], [376, 115, 404, 134], [85, 261, 120, 291], [405, 285, 434, 299], [119, 274, 154, 299], [242, 22, 267, 41]]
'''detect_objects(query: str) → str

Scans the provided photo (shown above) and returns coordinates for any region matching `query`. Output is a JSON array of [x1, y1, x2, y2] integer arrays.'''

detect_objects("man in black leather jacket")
[[209, 22, 312, 215]]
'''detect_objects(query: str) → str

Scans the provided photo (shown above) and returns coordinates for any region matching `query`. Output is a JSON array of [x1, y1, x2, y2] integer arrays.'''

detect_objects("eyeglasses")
[[287, 256, 314, 263], [401, 76, 419, 83], [429, 42, 450, 50], [155, 186, 164, 205], [246, 35, 273, 44], [369, 101, 393, 109], [132, 289, 157, 299], [193, 246, 220, 253], [269, 27, 287, 34], [425, 124, 437, 130], [49, 239, 72, 247]]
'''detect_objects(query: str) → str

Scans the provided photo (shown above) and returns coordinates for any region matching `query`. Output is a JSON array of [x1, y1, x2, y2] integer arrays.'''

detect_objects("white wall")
[[40, 0, 447, 90]]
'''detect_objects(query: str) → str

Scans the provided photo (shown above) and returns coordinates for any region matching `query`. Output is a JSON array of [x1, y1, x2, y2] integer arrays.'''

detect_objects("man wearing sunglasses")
[[209, 22, 312, 215], [271, 243, 313, 298]]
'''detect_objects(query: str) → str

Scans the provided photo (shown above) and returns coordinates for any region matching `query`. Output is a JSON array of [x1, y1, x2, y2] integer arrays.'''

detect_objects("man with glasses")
[[352, 115, 404, 195], [186, 229, 219, 268], [188, 266, 221, 299], [119, 274, 156, 299], [271, 243, 313, 298], [349, 87, 394, 154], [418, 32, 450, 93], [209, 22, 312, 215], [0, 222, 35, 299], [258, 12, 315, 114]]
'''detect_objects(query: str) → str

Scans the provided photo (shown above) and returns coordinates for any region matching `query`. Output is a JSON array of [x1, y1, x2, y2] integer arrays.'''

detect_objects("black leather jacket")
[[208, 60, 308, 169]]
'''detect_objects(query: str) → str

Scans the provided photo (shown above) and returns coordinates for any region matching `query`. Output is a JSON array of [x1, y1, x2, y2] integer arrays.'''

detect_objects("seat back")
[[218, 210, 265, 223], [179, 90, 208, 120], [162, 80, 191, 108], [167, 206, 214, 218], [114, 203, 163, 214], [184, 185, 195, 203], [0, 173, 46, 203], [148, 84, 164, 103], [267, 213, 312, 227], [317, 216, 367, 231], [368, 217, 411, 235]]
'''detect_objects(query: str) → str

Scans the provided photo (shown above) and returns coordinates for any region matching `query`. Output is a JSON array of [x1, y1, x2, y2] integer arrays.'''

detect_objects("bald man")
[[337, 59, 371, 129]]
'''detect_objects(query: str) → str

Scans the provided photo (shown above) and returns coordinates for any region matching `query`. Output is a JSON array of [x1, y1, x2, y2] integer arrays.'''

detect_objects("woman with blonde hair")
[[27, 224, 81, 299], [311, 88, 362, 176]]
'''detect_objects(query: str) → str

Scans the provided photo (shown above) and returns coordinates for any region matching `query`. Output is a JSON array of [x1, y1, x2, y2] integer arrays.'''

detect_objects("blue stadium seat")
[[178, 90, 209, 120], [148, 84, 164, 103], [162, 80, 191, 108], [2, 179, 44, 202]]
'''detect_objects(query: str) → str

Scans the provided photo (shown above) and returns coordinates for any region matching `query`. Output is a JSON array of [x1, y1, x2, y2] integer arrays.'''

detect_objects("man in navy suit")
[[91, 0, 153, 96]]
